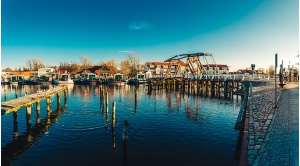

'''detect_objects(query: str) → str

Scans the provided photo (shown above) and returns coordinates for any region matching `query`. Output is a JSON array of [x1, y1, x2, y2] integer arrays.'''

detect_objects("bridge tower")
[[165, 58, 182, 78], [184, 53, 218, 78]]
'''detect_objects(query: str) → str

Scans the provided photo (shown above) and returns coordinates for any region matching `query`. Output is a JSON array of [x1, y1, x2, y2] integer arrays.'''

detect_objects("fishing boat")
[[26, 74, 39, 85], [74, 73, 98, 85], [17, 75, 26, 85]]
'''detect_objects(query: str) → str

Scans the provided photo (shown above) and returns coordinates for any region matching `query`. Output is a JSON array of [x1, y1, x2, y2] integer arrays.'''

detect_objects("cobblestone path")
[[249, 83, 299, 166]]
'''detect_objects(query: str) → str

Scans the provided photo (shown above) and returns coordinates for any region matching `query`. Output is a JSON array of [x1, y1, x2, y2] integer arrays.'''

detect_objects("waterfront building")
[[144, 61, 186, 78], [145, 62, 229, 77], [201, 64, 229, 75]]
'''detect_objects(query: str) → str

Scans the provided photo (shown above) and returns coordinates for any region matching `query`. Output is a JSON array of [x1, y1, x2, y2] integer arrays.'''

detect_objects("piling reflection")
[[1, 103, 67, 166], [123, 120, 129, 166]]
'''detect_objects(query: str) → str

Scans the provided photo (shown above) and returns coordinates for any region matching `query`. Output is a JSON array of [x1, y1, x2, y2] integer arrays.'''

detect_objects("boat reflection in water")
[[1, 84, 241, 166]]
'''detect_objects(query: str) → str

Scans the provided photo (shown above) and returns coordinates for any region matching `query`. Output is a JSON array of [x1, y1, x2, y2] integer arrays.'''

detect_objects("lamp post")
[[274, 53, 278, 108]]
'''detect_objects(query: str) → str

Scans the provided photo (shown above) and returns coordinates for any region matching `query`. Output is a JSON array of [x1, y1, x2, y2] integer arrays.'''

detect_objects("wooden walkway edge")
[[1, 86, 67, 115]]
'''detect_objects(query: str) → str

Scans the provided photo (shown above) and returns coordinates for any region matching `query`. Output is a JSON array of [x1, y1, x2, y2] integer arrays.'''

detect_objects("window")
[[102, 66, 109, 70]]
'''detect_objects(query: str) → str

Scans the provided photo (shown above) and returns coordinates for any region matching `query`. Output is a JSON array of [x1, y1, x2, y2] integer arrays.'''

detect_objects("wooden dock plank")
[[1, 87, 67, 115]]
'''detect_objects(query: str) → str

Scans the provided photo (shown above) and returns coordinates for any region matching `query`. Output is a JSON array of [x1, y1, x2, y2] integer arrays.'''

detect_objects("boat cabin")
[[114, 73, 123, 81]]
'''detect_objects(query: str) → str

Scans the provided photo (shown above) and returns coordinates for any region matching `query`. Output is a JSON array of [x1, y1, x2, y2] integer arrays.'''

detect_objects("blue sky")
[[2, 0, 299, 71]]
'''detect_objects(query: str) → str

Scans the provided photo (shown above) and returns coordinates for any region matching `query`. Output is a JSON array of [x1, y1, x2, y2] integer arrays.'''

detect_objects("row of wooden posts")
[[99, 87, 129, 164], [13, 89, 68, 133], [147, 79, 245, 100]]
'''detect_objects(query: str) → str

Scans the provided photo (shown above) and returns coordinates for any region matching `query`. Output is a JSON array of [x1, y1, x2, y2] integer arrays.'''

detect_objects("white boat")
[[58, 73, 74, 84], [10, 75, 18, 85], [137, 73, 147, 84]]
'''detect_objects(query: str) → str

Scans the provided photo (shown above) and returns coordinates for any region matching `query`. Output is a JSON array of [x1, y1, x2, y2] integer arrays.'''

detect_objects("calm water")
[[2, 84, 241, 166]]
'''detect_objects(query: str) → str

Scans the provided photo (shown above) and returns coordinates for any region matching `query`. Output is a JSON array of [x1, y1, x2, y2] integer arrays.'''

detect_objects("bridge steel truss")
[[164, 52, 218, 78], [165, 59, 182, 78]]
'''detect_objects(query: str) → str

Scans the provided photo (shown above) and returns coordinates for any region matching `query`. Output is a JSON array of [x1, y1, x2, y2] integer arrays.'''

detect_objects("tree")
[[257, 68, 265, 74], [127, 52, 141, 77], [119, 60, 131, 76], [106, 58, 118, 72], [268, 65, 275, 76], [80, 55, 93, 66], [25, 58, 45, 71], [2, 68, 13, 72]]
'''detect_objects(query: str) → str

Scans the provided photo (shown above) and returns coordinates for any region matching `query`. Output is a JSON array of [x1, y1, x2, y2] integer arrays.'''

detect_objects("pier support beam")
[[46, 97, 51, 121], [26, 104, 32, 129], [57, 93, 61, 111]]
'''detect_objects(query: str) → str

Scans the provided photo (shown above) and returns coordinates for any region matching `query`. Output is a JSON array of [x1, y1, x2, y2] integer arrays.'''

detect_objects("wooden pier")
[[1, 86, 67, 115], [146, 78, 245, 100]]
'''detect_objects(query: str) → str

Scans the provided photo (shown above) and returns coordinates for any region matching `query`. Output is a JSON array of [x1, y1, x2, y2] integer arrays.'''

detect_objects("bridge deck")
[[1, 87, 67, 115]]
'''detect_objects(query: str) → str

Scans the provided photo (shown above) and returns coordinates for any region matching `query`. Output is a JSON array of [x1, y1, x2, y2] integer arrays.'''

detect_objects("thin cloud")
[[128, 21, 154, 30], [118, 51, 132, 53]]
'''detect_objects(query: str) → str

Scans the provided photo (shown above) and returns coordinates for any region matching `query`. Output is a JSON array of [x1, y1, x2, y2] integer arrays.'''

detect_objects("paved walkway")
[[249, 82, 299, 166]]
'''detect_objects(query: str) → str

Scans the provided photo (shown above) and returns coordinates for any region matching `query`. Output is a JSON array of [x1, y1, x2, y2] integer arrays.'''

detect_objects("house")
[[93, 65, 115, 79], [201, 64, 230, 75], [144, 61, 186, 77], [72, 65, 116, 79]]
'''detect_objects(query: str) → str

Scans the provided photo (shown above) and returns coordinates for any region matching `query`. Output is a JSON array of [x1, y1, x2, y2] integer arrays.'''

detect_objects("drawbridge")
[[164, 52, 218, 78]]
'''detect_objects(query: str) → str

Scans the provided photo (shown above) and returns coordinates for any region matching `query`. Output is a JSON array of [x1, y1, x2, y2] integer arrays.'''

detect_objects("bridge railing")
[[148, 73, 273, 81], [187, 74, 270, 81]]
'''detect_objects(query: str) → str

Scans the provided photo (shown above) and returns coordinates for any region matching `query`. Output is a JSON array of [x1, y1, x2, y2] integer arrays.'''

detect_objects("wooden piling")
[[211, 81, 215, 98], [224, 81, 228, 99], [112, 102, 116, 123], [13, 110, 18, 124], [106, 92, 109, 113], [26, 104, 32, 128]]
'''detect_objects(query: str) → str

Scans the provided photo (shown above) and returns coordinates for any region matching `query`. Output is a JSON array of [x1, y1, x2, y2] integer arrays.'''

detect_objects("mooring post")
[[13, 110, 18, 124], [274, 53, 278, 108], [106, 92, 109, 113], [112, 102, 116, 125]]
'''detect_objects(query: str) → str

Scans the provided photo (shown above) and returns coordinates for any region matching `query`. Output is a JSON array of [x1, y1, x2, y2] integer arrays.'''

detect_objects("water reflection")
[[2, 102, 67, 166], [122, 120, 129, 166], [1, 84, 241, 165]]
